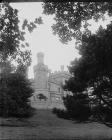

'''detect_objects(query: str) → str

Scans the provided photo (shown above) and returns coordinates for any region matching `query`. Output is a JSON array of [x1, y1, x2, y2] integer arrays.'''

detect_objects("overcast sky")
[[11, 2, 112, 78], [11, 2, 80, 78]]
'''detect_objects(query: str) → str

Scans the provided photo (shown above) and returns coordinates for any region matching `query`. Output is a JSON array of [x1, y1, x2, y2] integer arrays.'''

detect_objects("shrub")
[[63, 94, 91, 121], [92, 105, 112, 123], [52, 108, 70, 119], [0, 72, 34, 118]]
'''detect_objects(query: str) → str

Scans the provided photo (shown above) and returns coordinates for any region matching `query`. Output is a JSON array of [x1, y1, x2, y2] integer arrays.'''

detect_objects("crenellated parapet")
[[49, 70, 71, 79]]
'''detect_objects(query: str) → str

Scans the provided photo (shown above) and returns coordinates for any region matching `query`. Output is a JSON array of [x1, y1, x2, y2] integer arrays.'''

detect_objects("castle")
[[30, 52, 71, 109]]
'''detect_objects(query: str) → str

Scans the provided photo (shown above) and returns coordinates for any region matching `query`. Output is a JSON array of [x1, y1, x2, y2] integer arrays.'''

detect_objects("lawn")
[[0, 109, 112, 140]]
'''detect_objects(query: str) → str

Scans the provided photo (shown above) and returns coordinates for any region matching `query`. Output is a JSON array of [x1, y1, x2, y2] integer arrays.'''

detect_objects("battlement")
[[49, 70, 69, 75], [49, 65, 70, 76]]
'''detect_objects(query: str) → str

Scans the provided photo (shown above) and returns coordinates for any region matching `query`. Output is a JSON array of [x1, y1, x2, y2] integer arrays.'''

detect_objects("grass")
[[0, 109, 112, 140]]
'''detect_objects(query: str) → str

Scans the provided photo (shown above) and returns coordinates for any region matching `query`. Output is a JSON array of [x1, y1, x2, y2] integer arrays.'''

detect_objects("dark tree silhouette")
[[63, 24, 112, 123], [0, 72, 34, 117], [0, 3, 42, 117]]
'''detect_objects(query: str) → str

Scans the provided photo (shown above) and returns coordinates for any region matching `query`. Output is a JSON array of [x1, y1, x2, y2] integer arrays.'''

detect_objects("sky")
[[11, 2, 80, 79], [11, 2, 112, 79]]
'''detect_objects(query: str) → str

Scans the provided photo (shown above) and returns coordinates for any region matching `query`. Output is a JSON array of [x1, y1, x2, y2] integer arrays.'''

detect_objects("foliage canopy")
[[43, 2, 112, 44]]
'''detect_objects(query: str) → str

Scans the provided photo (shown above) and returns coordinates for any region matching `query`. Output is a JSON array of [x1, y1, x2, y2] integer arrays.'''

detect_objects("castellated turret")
[[37, 52, 44, 64], [33, 52, 49, 89]]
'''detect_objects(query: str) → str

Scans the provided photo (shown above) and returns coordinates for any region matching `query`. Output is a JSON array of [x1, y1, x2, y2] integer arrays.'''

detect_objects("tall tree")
[[0, 2, 42, 117], [63, 23, 112, 122], [0, 2, 43, 68]]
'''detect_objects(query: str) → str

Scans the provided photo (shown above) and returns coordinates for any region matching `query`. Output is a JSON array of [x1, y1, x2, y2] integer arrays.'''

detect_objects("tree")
[[0, 2, 42, 117], [0, 3, 25, 62], [63, 23, 112, 123], [0, 2, 43, 66], [43, 2, 112, 44], [0, 72, 34, 117], [0, 2, 44, 74], [0, 60, 15, 74], [63, 94, 91, 121]]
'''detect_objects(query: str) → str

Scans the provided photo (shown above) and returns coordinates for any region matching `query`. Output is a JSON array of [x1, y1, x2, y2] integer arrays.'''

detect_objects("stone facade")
[[30, 52, 71, 109]]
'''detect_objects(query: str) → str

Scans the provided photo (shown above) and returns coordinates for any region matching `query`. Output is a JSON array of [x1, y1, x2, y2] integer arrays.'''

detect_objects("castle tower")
[[33, 52, 49, 89], [37, 52, 44, 64], [32, 52, 50, 107]]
